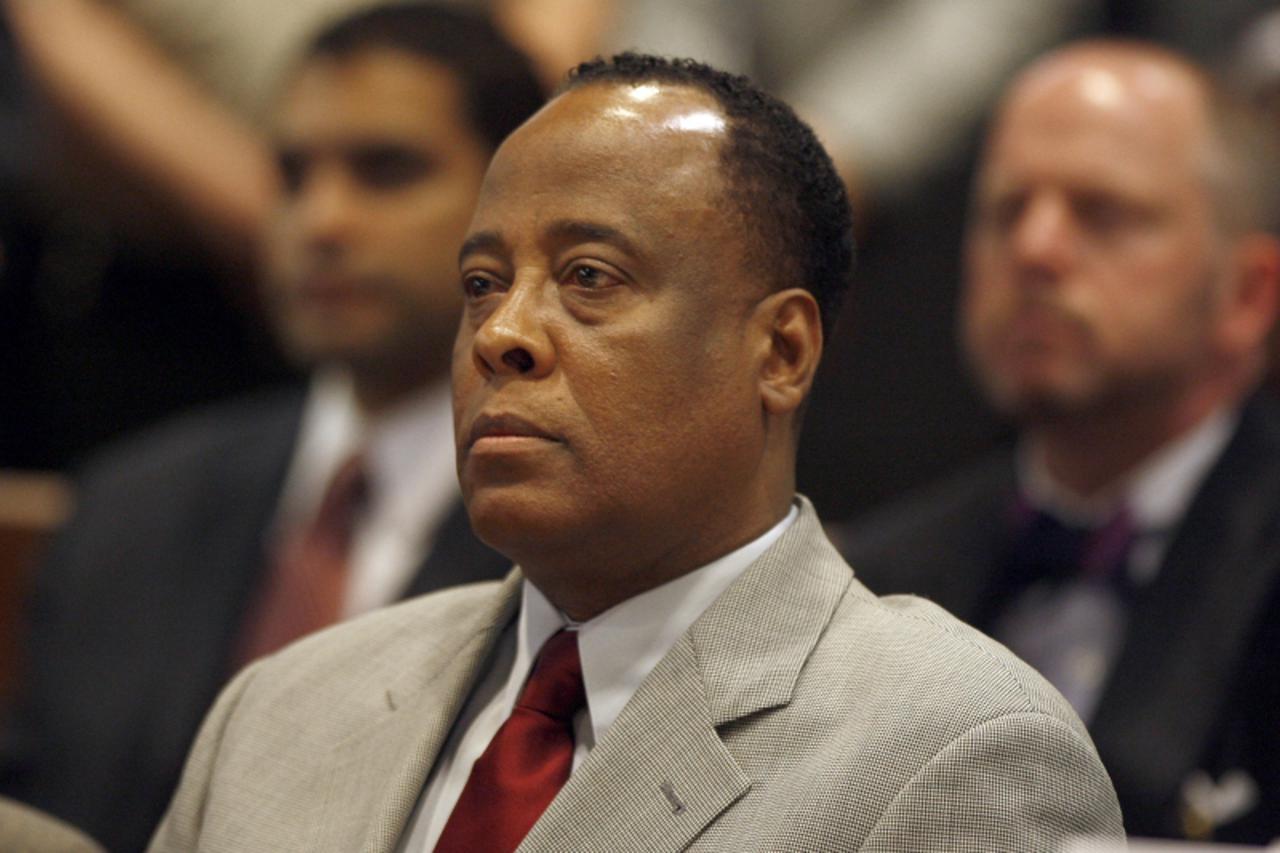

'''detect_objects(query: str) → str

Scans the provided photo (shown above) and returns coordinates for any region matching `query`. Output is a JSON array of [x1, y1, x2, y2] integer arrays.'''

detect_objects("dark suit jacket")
[[0, 388, 511, 853], [838, 393, 1280, 843]]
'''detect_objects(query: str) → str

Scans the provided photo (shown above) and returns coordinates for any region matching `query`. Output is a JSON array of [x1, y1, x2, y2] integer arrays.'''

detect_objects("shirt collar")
[[1018, 405, 1239, 532], [362, 379, 454, 517], [513, 503, 799, 745], [287, 369, 453, 513]]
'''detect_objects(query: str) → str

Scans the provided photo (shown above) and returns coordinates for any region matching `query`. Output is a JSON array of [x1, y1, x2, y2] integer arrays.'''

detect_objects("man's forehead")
[[489, 82, 727, 179], [997, 47, 1208, 150], [527, 81, 726, 136], [274, 49, 468, 138], [470, 82, 734, 233], [982, 48, 1213, 187]]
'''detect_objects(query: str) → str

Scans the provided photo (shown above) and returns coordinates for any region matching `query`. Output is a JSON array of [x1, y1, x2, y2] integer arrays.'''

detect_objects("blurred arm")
[[783, 0, 1097, 200], [4, 0, 277, 262]]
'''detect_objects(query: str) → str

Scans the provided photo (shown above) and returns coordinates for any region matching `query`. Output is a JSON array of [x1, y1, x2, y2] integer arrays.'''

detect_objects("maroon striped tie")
[[232, 452, 369, 668]]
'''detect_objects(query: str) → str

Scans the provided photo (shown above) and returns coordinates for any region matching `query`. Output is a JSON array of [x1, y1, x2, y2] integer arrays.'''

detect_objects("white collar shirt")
[[1017, 405, 1239, 584], [275, 369, 459, 616], [398, 503, 800, 852]]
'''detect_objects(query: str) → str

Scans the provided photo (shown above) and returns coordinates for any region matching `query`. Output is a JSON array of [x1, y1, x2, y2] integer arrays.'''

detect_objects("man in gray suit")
[[150, 54, 1123, 851]]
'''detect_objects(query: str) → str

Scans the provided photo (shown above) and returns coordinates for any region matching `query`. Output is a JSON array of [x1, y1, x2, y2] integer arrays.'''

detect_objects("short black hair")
[[562, 53, 855, 341], [304, 3, 545, 152]]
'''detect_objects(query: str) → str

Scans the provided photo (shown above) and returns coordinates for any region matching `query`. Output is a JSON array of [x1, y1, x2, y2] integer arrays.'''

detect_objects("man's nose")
[[470, 276, 556, 379], [292, 168, 360, 249], [1008, 194, 1077, 278]]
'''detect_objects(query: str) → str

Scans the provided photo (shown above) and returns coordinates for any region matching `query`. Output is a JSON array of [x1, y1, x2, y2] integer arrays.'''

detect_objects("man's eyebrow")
[[545, 220, 641, 257], [459, 220, 644, 266], [458, 231, 506, 265]]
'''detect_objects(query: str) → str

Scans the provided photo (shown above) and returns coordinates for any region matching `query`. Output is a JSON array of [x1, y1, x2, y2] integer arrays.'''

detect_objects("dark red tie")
[[232, 452, 369, 668], [434, 629, 586, 853]]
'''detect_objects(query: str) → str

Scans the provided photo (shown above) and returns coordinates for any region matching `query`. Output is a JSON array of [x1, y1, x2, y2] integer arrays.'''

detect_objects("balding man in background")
[[842, 40, 1280, 843]]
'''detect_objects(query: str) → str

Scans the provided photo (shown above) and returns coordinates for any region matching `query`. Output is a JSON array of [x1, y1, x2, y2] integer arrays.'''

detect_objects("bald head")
[[1009, 40, 1206, 108], [997, 41, 1275, 236], [962, 40, 1280, 449]]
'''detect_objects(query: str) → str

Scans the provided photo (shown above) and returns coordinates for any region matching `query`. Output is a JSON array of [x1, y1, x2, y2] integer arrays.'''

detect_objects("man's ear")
[[1219, 232, 1280, 357], [752, 288, 823, 416]]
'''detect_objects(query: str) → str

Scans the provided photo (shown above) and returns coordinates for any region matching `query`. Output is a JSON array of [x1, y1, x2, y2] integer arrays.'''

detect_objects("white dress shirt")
[[1018, 405, 1238, 584], [1004, 405, 1239, 719], [397, 503, 799, 852], [274, 369, 460, 617]]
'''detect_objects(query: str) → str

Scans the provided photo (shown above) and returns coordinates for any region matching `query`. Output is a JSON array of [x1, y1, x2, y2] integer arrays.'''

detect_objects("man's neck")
[[350, 361, 448, 419], [522, 487, 795, 622], [1030, 384, 1244, 498]]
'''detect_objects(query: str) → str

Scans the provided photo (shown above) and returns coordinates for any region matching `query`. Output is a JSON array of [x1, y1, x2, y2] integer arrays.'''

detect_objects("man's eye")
[[463, 274, 499, 299], [568, 263, 619, 290], [352, 148, 431, 190], [277, 152, 306, 196], [980, 194, 1025, 233], [1076, 197, 1140, 233]]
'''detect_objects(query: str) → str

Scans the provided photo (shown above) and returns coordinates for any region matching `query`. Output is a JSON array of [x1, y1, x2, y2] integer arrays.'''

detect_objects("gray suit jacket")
[[149, 500, 1123, 851], [0, 797, 106, 853]]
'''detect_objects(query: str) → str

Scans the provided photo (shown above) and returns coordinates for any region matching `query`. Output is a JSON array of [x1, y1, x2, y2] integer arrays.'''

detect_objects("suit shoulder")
[[244, 578, 513, 693], [838, 450, 1015, 557], [72, 387, 304, 494], [833, 451, 1015, 601], [836, 586, 1089, 739]]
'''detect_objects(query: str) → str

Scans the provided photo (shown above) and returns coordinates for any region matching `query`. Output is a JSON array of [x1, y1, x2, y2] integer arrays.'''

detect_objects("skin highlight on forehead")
[[493, 82, 729, 183], [600, 81, 728, 134]]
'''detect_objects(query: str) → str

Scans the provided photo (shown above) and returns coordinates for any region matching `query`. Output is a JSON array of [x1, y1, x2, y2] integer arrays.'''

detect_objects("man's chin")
[[280, 335, 383, 369], [986, 380, 1099, 426], [463, 485, 577, 559]]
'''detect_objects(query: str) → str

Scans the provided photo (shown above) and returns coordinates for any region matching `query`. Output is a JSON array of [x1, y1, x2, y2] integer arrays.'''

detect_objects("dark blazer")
[[0, 388, 511, 853], [838, 393, 1280, 843]]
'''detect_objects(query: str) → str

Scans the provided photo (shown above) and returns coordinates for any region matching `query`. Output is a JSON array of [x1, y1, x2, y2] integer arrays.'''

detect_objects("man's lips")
[[466, 413, 560, 450], [1002, 302, 1084, 345], [295, 274, 372, 300]]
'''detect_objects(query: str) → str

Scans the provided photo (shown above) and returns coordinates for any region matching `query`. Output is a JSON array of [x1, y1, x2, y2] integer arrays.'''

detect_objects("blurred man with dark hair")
[[842, 40, 1280, 843], [0, 6, 544, 850], [152, 53, 1120, 852]]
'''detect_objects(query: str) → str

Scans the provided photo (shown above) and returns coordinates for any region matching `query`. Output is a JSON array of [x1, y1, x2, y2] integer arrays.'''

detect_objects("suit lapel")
[[940, 456, 1020, 624], [149, 394, 305, 782], [520, 636, 750, 853], [1092, 395, 1280, 825], [323, 572, 522, 853], [520, 500, 853, 852]]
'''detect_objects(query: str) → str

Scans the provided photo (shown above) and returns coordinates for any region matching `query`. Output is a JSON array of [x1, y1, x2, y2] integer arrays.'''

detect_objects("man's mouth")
[[466, 413, 560, 450]]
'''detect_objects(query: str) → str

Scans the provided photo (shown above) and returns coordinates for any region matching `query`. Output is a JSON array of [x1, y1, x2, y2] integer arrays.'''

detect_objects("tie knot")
[[1008, 503, 1135, 584], [517, 630, 585, 722], [312, 452, 370, 542]]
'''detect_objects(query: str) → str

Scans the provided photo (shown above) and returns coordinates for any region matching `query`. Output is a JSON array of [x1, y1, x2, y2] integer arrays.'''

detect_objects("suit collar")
[[1092, 392, 1280, 826], [323, 571, 523, 852], [525, 503, 799, 745], [521, 497, 854, 851], [688, 497, 854, 724], [320, 499, 852, 852]]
